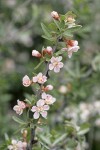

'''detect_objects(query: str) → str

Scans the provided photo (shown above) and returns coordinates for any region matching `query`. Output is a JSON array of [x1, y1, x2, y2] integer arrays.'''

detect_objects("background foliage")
[[0, 0, 100, 149]]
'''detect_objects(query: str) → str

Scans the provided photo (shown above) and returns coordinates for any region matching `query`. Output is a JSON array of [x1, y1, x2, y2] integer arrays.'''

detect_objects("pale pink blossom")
[[22, 75, 31, 87], [31, 99, 49, 119], [62, 40, 80, 58], [49, 56, 63, 73], [51, 11, 60, 20], [8, 139, 27, 150], [13, 100, 26, 115], [42, 92, 56, 105], [32, 50, 41, 58], [17, 100, 26, 109], [33, 73, 47, 84]]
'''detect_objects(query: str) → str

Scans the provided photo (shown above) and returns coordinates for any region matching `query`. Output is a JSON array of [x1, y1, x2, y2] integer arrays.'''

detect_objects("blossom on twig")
[[49, 56, 64, 73], [31, 99, 49, 119], [62, 40, 80, 58], [13, 100, 26, 115], [41, 92, 56, 105], [33, 73, 47, 84]]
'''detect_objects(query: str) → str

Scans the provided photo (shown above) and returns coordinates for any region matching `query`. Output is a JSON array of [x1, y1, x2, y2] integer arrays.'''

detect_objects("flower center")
[[38, 77, 43, 82], [37, 106, 44, 112], [53, 61, 58, 66]]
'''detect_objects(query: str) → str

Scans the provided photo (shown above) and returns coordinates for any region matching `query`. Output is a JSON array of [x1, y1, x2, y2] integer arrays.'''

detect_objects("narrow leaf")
[[12, 116, 26, 125], [41, 23, 51, 37]]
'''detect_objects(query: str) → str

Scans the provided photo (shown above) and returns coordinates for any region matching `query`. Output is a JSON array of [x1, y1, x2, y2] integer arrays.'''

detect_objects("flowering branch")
[[6, 11, 90, 150]]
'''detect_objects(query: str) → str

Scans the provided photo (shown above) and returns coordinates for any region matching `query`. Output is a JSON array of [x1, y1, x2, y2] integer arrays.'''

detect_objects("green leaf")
[[60, 15, 66, 21], [67, 139, 78, 148], [53, 19, 61, 31], [24, 93, 36, 102], [67, 25, 82, 33], [12, 116, 26, 125], [24, 99, 32, 105], [77, 123, 90, 135], [39, 135, 51, 146], [52, 134, 67, 147], [63, 31, 73, 38], [42, 35, 55, 41], [41, 23, 51, 37], [48, 22, 57, 31], [55, 50, 66, 56], [34, 59, 44, 70], [65, 11, 76, 18]]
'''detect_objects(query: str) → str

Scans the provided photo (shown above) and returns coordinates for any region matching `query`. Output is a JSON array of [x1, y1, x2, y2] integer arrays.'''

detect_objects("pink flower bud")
[[46, 46, 53, 53], [46, 85, 53, 90], [43, 46, 53, 55], [22, 75, 31, 87], [51, 11, 60, 20], [32, 50, 41, 58]]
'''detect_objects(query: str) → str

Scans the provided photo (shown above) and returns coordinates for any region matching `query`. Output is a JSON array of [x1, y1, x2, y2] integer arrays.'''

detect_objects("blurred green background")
[[0, 0, 100, 149]]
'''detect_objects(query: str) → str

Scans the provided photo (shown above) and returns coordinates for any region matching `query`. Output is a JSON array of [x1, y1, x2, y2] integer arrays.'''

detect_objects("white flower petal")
[[31, 106, 37, 112], [43, 105, 50, 110], [8, 145, 13, 150], [72, 46, 80, 52], [40, 111, 47, 118], [54, 66, 60, 73], [52, 98, 56, 103], [58, 62, 64, 68], [49, 64, 54, 70], [57, 56, 62, 61], [33, 76, 38, 83], [68, 51, 73, 58], [37, 99, 45, 107], [37, 72, 42, 78], [34, 112, 39, 119], [12, 140, 17, 145], [42, 92, 47, 99], [50, 57, 56, 63], [73, 40, 78, 46]]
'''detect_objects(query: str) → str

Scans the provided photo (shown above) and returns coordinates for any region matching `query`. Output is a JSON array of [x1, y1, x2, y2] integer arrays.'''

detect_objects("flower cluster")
[[63, 100, 100, 126], [8, 139, 27, 150], [13, 11, 80, 121], [51, 11, 80, 58], [31, 91, 56, 119]]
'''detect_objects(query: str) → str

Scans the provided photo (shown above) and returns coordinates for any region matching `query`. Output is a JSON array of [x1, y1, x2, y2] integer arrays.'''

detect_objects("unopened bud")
[[46, 85, 53, 90], [32, 50, 41, 58], [51, 11, 60, 20], [43, 46, 53, 55], [22, 75, 31, 87]]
